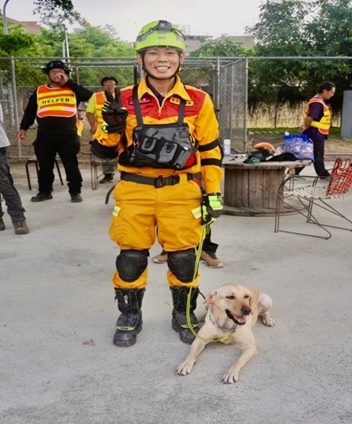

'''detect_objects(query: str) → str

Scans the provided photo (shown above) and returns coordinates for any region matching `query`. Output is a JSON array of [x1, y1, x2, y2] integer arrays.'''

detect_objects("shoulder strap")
[[132, 85, 143, 125], [177, 99, 185, 124]]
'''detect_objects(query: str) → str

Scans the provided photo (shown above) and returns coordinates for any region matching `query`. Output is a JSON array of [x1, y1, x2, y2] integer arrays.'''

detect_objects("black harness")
[[119, 85, 197, 170]]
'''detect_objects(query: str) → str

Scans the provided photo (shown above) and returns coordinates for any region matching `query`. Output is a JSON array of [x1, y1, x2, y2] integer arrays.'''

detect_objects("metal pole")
[[10, 56, 21, 159], [65, 31, 70, 64], [3, 0, 11, 35], [244, 57, 249, 149], [274, 87, 278, 129]]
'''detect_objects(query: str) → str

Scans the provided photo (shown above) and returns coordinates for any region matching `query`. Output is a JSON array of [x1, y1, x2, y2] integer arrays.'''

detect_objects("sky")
[[5, 0, 264, 42]]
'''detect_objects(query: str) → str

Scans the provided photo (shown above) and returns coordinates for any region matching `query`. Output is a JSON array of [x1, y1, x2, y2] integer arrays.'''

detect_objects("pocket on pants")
[[109, 205, 121, 242]]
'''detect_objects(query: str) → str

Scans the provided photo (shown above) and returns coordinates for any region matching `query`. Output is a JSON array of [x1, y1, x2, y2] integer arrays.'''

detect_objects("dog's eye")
[[226, 296, 235, 300], [244, 295, 249, 299]]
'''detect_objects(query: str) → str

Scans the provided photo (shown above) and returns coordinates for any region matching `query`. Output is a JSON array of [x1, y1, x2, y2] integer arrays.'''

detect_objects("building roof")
[[0, 15, 41, 35]]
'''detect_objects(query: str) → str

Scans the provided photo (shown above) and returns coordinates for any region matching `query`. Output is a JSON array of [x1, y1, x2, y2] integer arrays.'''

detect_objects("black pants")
[[202, 229, 218, 253], [296, 131, 330, 177], [34, 132, 82, 194]]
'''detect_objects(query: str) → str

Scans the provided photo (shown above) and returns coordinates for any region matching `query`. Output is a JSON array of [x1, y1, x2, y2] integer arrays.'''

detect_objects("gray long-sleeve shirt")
[[0, 104, 10, 148]]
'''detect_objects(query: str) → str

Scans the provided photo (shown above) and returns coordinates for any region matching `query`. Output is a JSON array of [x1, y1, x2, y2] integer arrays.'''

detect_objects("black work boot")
[[170, 286, 199, 345], [113, 288, 145, 347]]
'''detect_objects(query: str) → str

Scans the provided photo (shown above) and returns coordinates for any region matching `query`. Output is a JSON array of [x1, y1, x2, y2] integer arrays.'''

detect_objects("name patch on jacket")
[[128, 97, 151, 105], [170, 97, 193, 107]]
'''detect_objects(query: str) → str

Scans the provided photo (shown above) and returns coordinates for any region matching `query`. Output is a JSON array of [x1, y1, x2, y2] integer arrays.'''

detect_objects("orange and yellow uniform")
[[108, 76, 223, 290]]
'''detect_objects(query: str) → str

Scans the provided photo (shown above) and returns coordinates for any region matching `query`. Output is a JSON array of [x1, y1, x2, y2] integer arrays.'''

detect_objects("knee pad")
[[168, 249, 196, 283], [116, 249, 148, 282]]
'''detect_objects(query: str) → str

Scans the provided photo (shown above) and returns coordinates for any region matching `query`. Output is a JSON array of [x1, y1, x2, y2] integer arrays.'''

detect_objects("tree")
[[33, 0, 85, 28], [190, 37, 250, 58], [247, 0, 352, 113]]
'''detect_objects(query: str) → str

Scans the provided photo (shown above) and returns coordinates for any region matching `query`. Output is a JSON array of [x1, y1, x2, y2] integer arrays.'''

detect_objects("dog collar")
[[208, 313, 237, 333]]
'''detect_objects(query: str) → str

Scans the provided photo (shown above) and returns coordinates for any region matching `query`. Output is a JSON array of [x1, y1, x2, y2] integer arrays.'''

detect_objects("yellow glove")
[[201, 193, 223, 225]]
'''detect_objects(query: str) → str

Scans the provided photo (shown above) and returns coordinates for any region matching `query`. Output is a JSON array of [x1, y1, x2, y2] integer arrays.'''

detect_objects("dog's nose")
[[241, 306, 251, 315]]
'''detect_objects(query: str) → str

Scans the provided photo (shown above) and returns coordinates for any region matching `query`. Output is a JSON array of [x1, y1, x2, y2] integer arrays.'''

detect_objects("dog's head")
[[204, 284, 252, 326]]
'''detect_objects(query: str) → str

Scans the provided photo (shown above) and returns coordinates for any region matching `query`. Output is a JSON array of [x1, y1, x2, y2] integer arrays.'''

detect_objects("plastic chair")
[[25, 156, 64, 191], [90, 153, 118, 190], [274, 158, 352, 239]]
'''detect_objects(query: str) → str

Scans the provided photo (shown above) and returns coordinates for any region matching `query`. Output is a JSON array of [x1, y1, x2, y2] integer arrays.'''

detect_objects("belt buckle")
[[154, 175, 164, 188]]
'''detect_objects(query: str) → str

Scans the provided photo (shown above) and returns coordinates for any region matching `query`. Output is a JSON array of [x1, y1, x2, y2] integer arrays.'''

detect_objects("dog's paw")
[[176, 361, 194, 376], [222, 370, 239, 384], [261, 314, 275, 327]]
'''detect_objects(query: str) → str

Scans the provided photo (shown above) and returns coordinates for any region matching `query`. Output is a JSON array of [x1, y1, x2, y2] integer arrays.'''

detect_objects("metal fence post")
[[10, 56, 21, 159]]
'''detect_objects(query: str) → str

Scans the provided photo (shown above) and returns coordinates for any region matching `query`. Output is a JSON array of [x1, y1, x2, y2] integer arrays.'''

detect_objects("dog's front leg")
[[222, 340, 257, 384], [176, 338, 207, 376]]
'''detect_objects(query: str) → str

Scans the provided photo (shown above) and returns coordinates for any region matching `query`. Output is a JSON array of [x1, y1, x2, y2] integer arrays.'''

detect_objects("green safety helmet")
[[135, 20, 186, 52]]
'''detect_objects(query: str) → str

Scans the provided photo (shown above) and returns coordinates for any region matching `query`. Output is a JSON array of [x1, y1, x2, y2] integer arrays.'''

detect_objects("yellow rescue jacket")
[[304, 96, 331, 135], [36, 85, 77, 118], [116, 76, 223, 194]]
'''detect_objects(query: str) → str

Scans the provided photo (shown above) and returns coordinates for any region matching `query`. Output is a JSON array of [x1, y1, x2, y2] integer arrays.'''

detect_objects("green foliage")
[[247, 0, 352, 113], [0, 29, 36, 56], [190, 37, 250, 57]]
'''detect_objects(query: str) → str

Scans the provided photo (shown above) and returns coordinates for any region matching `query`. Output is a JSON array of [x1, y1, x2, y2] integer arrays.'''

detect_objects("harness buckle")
[[154, 175, 180, 188], [154, 176, 165, 188]]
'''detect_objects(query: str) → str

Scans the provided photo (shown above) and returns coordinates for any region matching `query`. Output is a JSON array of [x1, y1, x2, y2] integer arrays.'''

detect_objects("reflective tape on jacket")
[[37, 85, 77, 118], [304, 97, 331, 135]]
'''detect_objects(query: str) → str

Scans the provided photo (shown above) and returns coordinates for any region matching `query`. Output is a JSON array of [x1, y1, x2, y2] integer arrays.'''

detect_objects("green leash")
[[185, 224, 230, 344]]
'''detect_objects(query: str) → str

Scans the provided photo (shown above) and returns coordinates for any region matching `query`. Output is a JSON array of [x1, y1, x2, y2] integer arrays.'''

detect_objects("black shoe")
[[113, 313, 143, 347], [71, 194, 83, 203], [172, 313, 199, 344], [99, 174, 114, 184], [170, 287, 200, 345], [31, 193, 53, 202]]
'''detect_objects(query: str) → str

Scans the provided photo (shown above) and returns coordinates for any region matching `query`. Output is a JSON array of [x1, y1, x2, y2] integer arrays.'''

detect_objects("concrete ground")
[[1, 162, 352, 424]]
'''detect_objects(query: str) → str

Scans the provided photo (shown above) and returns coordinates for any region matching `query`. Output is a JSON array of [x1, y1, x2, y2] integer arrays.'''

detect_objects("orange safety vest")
[[36, 85, 77, 118], [92, 91, 120, 147], [94, 91, 106, 124], [304, 96, 331, 135]]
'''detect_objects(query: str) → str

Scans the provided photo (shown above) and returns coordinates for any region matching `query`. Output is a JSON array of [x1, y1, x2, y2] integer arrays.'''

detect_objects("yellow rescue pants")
[[109, 174, 203, 290]]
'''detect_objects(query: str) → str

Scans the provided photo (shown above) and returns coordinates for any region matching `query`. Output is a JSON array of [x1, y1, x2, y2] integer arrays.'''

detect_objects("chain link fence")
[[0, 56, 247, 160]]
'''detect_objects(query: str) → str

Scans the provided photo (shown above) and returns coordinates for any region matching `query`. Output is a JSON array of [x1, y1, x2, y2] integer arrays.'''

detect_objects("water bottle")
[[223, 139, 231, 155], [276, 146, 283, 155]]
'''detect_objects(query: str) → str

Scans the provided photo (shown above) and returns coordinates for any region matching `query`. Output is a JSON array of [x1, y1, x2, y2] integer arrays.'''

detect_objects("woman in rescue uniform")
[[101, 20, 223, 347], [297, 81, 336, 178]]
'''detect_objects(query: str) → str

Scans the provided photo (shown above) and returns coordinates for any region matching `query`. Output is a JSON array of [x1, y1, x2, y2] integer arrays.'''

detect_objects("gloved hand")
[[201, 193, 223, 225], [101, 88, 128, 134]]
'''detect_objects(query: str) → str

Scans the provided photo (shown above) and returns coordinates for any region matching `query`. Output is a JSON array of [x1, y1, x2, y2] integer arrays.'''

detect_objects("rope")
[[185, 224, 231, 344]]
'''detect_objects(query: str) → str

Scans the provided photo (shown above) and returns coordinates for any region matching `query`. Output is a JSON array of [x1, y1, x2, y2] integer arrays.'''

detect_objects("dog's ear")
[[204, 290, 217, 305]]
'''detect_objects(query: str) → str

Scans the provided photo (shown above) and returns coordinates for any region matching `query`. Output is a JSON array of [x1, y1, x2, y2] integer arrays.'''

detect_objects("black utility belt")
[[120, 172, 198, 188]]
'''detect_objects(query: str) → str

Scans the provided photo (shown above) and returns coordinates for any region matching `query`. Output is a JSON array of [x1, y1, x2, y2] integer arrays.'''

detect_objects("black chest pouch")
[[131, 122, 196, 169], [120, 85, 197, 170]]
